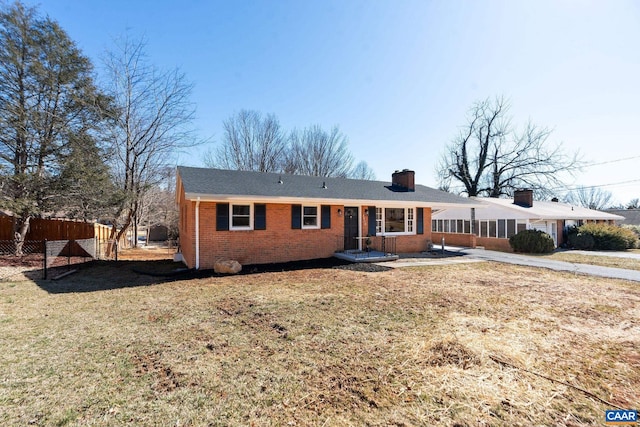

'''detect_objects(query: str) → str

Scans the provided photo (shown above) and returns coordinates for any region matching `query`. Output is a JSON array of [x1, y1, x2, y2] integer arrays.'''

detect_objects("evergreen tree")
[[55, 132, 122, 222], [0, 1, 107, 251]]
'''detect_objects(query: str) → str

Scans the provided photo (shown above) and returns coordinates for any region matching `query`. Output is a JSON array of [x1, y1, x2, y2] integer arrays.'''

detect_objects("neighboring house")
[[605, 209, 640, 226], [432, 190, 625, 250], [176, 167, 479, 269], [147, 224, 169, 241]]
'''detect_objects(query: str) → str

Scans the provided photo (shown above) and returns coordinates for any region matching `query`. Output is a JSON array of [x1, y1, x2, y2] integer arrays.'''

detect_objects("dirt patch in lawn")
[[0, 262, 638, 426]]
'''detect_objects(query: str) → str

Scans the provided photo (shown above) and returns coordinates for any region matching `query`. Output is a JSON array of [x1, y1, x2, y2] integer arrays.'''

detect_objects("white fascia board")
[[553, 214, 625, 221], [183, 192, 481, 209]]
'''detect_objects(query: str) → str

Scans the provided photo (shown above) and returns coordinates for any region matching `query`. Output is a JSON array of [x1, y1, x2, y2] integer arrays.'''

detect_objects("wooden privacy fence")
[[0, 216, 114, 242]]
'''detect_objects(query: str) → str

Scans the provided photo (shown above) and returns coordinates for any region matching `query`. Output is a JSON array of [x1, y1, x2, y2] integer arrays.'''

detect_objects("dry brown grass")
[[0, 261, 638, 426], [539, 252, 640, 271]]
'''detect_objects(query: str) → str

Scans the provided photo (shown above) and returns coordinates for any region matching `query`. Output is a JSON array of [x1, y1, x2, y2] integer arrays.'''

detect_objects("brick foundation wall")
[[395, 234, 433, 252], [431, 232, 476, 248], [476, 237, 513, 252], [430, 232, 512, 252]]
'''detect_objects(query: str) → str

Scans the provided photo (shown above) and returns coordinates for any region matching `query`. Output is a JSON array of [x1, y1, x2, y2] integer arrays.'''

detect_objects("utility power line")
[[555, 179, 640, 192], [581, 155, 640, 168]]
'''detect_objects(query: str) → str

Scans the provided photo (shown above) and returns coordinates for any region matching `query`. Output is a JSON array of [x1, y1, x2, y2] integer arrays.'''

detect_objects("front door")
[[343, 207, 359, 250]]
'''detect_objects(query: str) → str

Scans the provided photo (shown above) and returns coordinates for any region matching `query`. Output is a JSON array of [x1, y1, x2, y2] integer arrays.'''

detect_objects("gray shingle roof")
[[177, 166, 478, 207], [605, 209, 640, 225]]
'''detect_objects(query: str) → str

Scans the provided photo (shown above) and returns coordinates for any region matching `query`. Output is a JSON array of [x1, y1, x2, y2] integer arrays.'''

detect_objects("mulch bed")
[[131, 257, 393, 279]]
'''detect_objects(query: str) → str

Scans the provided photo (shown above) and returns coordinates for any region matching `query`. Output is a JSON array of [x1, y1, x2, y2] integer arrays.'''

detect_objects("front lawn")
[[0, 261, 638, 426]]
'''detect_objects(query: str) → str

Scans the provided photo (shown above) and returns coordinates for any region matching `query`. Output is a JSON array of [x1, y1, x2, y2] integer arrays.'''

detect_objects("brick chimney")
[[513, 189, 533, 207], [392, 169, 415, 192]]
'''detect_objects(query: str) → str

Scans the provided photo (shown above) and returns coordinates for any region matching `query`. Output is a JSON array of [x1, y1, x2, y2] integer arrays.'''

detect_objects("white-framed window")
[[498, 219, 506, 238], [385, 208, 405, 233], [230, 203, 253, 230], [302, 205, 319, 229], [375, 207, 416, 235], [430, 219, 473, 234]]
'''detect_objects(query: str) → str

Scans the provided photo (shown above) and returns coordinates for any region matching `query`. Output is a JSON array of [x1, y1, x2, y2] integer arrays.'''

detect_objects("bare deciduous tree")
[[437, 96, 581, 198], [137, 167, 178, 241], [566, 186, 614, 210], [103, 35, 195, 248], [205, 113, 374, 180], [205, 110, 286, 172], [350, 160, 376, 180], [284, 125, 354, 178]]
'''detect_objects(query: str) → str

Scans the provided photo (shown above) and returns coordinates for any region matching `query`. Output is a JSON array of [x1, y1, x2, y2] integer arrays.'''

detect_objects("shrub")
[[575, 223, 638, 250], [622, 224, 640, 239], [509, 229, 555, 253], [568, 232, 595, 250]]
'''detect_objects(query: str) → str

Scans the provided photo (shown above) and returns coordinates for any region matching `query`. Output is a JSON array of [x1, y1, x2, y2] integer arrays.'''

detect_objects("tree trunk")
[[14, 216, 31, 256]]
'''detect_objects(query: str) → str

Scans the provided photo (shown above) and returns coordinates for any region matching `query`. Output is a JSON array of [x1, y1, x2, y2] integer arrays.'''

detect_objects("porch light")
[[337, 208, 342, 217], [364, 208, 369, 216]]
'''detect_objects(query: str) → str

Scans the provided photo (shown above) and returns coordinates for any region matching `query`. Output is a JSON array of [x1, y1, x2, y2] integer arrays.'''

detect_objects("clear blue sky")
[[32, 0, 640, 204]]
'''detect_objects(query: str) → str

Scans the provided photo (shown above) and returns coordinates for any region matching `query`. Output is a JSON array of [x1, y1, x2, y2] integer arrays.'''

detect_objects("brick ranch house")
[[176, 166, 480, 269], [432, 189, 625, 251]]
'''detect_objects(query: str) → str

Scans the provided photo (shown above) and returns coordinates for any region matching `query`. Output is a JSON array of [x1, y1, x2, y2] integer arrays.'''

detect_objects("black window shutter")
[[321, 205, 331, 229], [368, 206, 376, 235], [291, 204, 302, 229], [254, 204, 266, 230], [417, 207, 424, 234], [216, 203, 229, 231]]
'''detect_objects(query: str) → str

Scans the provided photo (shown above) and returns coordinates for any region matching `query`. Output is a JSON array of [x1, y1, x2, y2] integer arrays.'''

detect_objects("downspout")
[[195, 197, 200, 270]]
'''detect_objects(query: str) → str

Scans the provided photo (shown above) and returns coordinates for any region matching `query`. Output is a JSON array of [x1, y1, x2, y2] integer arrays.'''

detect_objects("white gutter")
[[183, 193, 483, 209], [195, 197, 200, 270]]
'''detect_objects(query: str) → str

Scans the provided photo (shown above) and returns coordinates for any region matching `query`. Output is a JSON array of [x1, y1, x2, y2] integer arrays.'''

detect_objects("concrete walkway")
[[456, 247, 640, 282], [566, 249, 640, 260]]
